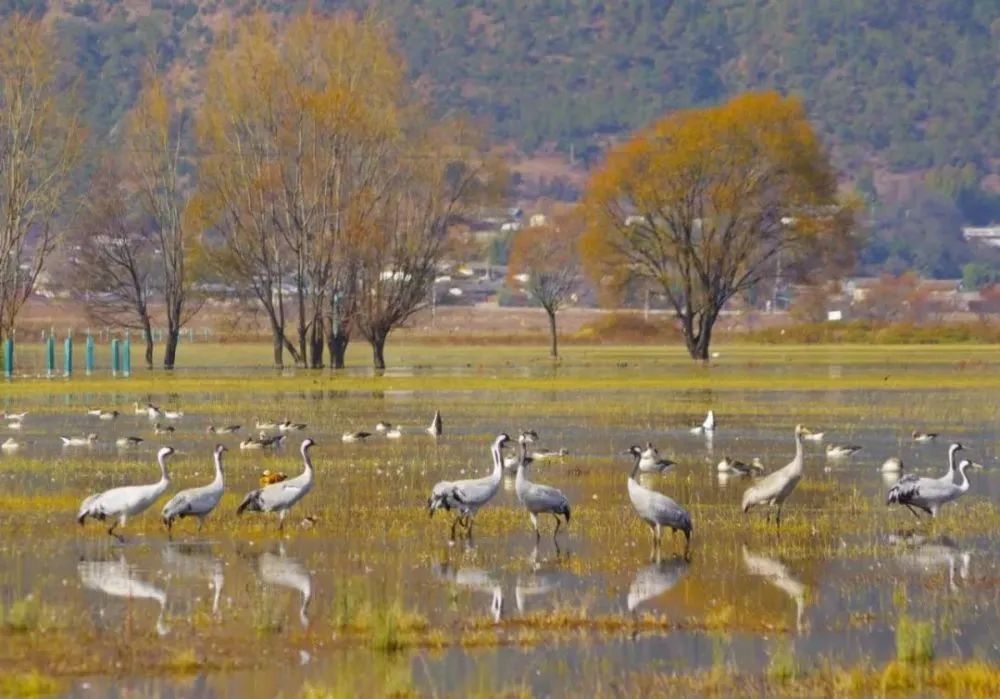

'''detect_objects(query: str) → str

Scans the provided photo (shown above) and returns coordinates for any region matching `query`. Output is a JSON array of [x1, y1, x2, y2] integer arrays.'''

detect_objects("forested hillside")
[[5, 0, 1000, 274]]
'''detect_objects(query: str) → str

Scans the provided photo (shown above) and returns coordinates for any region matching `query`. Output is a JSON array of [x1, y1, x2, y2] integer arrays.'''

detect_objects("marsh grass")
[[0, 671, 62, 697], [896, 614, 935, 664], [1, 345, 999, 694], [766, 640, 798, 683], [622, 659, 1000, 697]]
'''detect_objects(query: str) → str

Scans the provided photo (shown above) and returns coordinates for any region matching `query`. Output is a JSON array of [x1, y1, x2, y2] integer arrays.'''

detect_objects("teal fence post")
[[111, 338, 120, 376], [45, 334, 55, 377], [64, 336, 73, 377], [123, 333, 132, 377], [3, 338, 12, 378], [85, 333, 95, 375]]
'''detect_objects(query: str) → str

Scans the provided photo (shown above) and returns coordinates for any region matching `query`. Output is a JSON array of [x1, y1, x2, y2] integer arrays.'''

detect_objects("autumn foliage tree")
[[197, 12, 409, 368], [581, 92, 856, 360], [0, 15, 83, 342], [126, 71, 201, 369], [507, 212, 582, 358]]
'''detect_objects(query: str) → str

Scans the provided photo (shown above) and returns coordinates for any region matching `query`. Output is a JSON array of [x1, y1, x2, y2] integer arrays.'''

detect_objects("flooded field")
[[2, 345, 1000, 696]]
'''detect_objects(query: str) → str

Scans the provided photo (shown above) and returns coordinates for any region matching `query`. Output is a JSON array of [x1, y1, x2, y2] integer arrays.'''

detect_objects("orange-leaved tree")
[[197, 11, 405, 369], [581, 92, 856, 360], [507, 211, 582, 358], [0, 15, 84, 343], [126, 69, 202, 369]]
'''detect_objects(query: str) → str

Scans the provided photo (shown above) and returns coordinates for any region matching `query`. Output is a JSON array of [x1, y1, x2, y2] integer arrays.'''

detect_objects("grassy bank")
[[3, 343, 1000, 399]]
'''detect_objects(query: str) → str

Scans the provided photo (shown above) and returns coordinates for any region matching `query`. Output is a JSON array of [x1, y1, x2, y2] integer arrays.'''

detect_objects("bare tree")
[[73, 163, 156, 367], [354, 127, 482, 370], [507, 213, 582, 358], [0, 15, 83, 341], [126, 72, 200, 369]]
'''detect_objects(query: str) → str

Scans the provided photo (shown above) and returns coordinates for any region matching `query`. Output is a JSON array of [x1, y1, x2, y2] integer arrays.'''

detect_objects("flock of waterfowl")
[[1, 406, 984, 552], [2, 403, 973, 555]]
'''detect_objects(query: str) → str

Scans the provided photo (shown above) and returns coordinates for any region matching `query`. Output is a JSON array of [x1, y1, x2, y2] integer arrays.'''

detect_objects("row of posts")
[[2, 332, 132, 379]]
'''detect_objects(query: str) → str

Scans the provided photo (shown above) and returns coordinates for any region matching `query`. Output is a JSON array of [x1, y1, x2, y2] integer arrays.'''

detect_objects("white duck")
[[639, 442, 676, 474], [61, 433, 98, 447], [826, 443, 862, 458], [690, 410, 715, 434]]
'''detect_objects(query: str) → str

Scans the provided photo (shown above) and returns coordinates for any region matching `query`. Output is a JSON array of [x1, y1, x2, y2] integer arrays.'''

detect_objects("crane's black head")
[[622, 445, 642, 457], [215, 443, 227, 454], [302, 437, 316, 451], [495, 433, 511, 447]]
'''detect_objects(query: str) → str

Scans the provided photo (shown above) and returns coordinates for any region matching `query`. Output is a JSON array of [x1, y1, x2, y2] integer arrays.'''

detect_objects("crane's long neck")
[[491, 442, 503, 480], [956, 463, 970, 491], [157, 453, 171, 484], [515, 443, 528, 487], [629, 452, 641, 482], [212, 451, 224, 486], [946, 446, 958, 480], [789, 433, 804, 475], [301, 446, 314, 478]]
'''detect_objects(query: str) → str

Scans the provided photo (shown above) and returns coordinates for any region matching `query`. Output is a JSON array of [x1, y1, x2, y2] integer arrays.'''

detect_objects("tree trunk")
[[140, 316, 154, 369], [296, 288, 308, 367], [269, 317, 285, 369], [163, 328, 179, 370], [546, 307, 559, 358], [328, 323, 349, 369], [681, 309, 717, 361], [371, 331, 387, 370], [309, 321, 324, 369]]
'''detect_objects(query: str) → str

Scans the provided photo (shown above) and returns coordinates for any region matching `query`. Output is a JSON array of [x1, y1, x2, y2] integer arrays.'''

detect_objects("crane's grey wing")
[[524, 482, 569, 510], [649, 492, 691, 530], [162, 491, 194, 517], [887, 475, 924, 504]]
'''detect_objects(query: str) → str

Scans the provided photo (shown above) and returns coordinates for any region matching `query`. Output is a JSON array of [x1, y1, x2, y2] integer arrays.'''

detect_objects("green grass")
[[3, 342, 1000, 399]]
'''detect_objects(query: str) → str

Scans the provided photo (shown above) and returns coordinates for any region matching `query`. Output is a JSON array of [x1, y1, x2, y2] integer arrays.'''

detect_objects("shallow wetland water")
[[1, 345, 1000, 696]]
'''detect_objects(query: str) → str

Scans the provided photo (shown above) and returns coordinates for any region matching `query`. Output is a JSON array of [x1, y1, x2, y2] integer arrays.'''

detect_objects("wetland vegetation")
[[1, 343, 999, 696]]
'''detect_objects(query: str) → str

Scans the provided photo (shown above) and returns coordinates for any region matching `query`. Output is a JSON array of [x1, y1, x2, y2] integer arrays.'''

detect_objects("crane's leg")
[[775, 505, 783, 528], [279, 510, 287, 532], [552, 513, 562, 540], [197, 517, 205, 533], [450, 517, 460, 542], [655, 523, 663, 552], [108, 517, 125, 543], [905, 504, 923, 521], [683, 529, 691, 559], [530, 513, 540, 541]]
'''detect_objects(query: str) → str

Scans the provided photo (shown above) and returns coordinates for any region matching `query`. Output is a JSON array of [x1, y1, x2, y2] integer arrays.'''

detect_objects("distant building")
[[963, 225, 1000, 248]]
